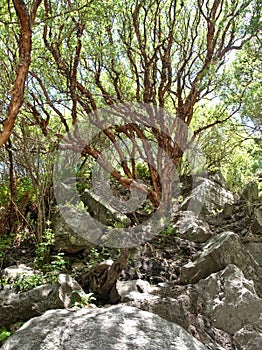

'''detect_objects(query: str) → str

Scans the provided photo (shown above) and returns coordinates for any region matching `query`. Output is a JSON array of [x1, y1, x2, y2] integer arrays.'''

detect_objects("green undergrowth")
[[0, 327, 13, 346]]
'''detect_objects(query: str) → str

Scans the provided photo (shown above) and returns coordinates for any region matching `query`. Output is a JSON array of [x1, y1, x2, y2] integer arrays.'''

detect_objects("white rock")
[[1, 305, 209, 350], [180, 178, 235, 216], [180, 232, 262, 298], [195, 264, 262, 334], [233, 323, 262, 350]]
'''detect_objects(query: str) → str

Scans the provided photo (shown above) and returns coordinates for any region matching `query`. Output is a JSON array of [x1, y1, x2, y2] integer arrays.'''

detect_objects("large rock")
[[250, 206, 262, 235], [0, 274, 86, 327], [180, 178, 235, 216], [116, 279, 161, 306], [52, 208, 93, 253], [117, 279, 159, 299], [233, 324, 262, 350], [117, 280, 231, 350], [174, 211, 212, 243], [245, 241, 262, 267], [195, 265, 262, 335], [241, 181, 259, 203], [81, 189, 131, 227], [53, 196, 131, 252], [180, 231, 262, 297], [1, 264, 41, 282], [118, 281, 194, 330], [1, 305, 208, 350]]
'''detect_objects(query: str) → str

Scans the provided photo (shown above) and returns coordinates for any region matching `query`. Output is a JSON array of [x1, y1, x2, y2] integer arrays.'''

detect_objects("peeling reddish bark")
[[0, 0, 42, 148]]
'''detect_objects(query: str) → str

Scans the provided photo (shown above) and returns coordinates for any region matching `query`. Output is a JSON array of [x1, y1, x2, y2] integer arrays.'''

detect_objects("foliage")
[[0, 253, 67, 293], [88, 247, 113, 266], [0, 234, 14, 267], [0, 124, 55, 238], [0, 327, 12, 346], [33, 224, 68, 283], [222, 141, 262, 191], [44, 253, 68, 283], [70, 290, 96, 308], [0, 177, 10, 207], [0, 0, 259, 217], [0, 272, 44, 293], [34, 225, 55, 268], [191, 96, 262, 191], [0, 2, 261, 304], [11, 273, 45, 293], [158, 224, 178, 243], [208, 33, 262, 190], [223, 36, 262, 131]]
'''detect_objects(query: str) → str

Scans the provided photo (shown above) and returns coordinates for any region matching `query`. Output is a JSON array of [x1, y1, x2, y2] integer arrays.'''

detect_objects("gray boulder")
[[195, 264, 262, 335], [0, 284, 63, 327], [245, 241, 262, 267], [52, 208, 93, 253], [117, 280, 231, 350], [2, 264, 40, 280], [233, 324, 262, 350], [241, 181, 259, 203], [174, 211, 212, 243], [0, 274, 86, 327], [1, 305, 208, 350], [180, 178, 235, 216], [118, 280, 192, 330], [81, 189, 131, 227], [180, 232, 262, 297], [53, 199, 131, 251], [250, 206, 262, 235], [117, 279, 159, 299], [1, 264, 41, 283]]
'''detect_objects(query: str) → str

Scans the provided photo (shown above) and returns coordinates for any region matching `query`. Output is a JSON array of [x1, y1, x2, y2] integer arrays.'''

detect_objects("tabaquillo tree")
[[25, 0, 260, 207], [1, 0, 260, 206], [0, 0, 261, 301]]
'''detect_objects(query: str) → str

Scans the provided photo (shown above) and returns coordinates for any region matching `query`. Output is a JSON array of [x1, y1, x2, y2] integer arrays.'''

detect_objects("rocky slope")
[[0, 176, 261, 349]]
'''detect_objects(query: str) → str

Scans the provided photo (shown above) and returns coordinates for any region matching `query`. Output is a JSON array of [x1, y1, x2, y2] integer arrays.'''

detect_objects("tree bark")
[[6, 140, 17, 232], [0, 0, 42, 148], [88, 248, 129, 303]]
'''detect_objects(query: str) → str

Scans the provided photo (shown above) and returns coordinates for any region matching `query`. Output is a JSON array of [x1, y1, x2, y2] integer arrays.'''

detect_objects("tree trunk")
[[88, 248, 129, 304], [6, 140, 17, 232], [0, 0, 42, 148]]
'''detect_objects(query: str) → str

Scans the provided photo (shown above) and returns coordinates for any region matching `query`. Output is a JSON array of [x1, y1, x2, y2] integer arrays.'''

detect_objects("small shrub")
[[159, 224, 177, 242], [44, 252, 68, 283], [34, 224, 55, 268], [0, 234, 14, 266], [89, 247, 112, 265], [70, 290, 96, 308], [12, 273, 45, 293], [0, 327, 12, 346]]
